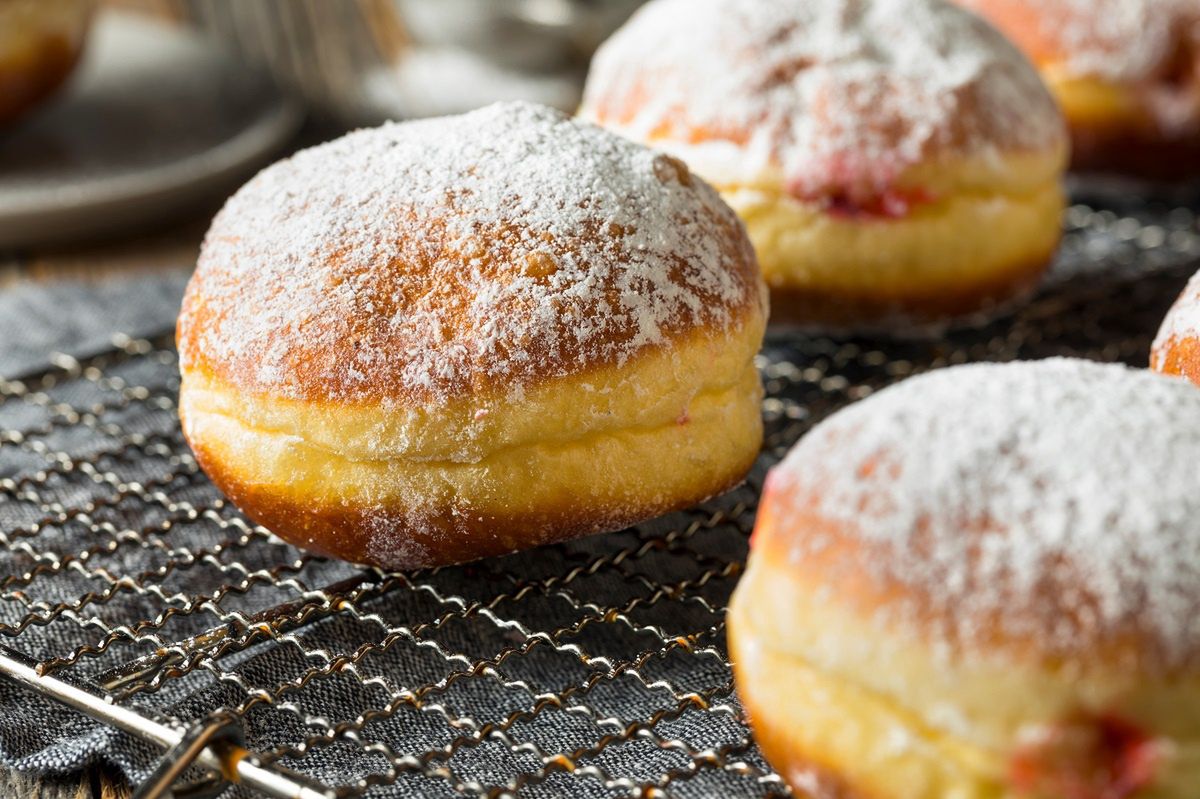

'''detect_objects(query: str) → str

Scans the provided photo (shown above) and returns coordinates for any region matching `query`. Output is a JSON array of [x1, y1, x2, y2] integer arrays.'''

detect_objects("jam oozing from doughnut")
[[802, 186, 935, 220], [1009, 714, 1162, 799], [784, 151, 936, 219]]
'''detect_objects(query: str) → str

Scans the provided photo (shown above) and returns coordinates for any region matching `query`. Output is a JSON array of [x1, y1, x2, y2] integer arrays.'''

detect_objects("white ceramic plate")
[[0, 11, 303, 249]]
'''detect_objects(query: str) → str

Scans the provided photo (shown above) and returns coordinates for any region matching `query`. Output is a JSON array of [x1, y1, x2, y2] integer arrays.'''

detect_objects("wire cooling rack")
[[1, 201, 1198, 798]]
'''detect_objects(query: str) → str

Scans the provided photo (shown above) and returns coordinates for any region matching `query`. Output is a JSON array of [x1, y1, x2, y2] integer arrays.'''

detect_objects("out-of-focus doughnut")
[[1152, 269, 1200, 384], [0, 0, 92, 125], [177, 101, 767, 570], [730, 358, 1200, 798], [580, 0, 1068, 331], [958, 0, 1200, 179]]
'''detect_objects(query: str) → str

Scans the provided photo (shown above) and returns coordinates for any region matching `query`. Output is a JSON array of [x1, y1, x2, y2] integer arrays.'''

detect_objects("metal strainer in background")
[[173, 0, 643, 123]]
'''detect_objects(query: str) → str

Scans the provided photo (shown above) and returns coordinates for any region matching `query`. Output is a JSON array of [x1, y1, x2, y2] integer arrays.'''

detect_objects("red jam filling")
[[1009, 714, 1162, 799], [822, 187, 935, 220], [784, 150, 936, 219], [787, 182, 936, 220]]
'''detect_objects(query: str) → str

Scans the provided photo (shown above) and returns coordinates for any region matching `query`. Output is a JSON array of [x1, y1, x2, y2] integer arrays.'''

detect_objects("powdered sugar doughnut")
[[177, 101, 767, 570], [730, 358, 1200, 798], [1152, 268, 1200, 384], [581, 0, 1068, 330], [958, 0, 1200, 178]]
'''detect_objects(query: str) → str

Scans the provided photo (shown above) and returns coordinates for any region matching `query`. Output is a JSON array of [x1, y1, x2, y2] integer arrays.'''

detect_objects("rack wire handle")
[[0, 646, 333, 799], [133, 710, 244, 799]]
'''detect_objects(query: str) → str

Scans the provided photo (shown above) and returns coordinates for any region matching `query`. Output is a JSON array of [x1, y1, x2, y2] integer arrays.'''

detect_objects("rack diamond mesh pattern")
[[1, 202, 1198, 798]]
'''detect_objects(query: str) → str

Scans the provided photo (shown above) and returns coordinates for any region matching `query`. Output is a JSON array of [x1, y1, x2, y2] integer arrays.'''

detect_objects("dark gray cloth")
[[0, 270, 191, 794], [0, 199, 1197, 799], [0, 271, 189, 378], [0, 269, 782, 798]]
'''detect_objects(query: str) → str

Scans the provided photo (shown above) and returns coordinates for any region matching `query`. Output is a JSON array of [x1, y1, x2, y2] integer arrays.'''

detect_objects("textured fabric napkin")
[[0, 270, 191, 791], [0, 268, 782, 798], [1, 199, 1197, 798]]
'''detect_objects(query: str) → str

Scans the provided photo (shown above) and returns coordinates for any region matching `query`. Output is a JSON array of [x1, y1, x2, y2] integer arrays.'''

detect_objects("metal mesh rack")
[[1, 201, 1198, 798]]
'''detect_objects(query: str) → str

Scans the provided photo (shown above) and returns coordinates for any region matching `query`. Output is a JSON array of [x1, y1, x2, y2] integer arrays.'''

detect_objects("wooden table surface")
[[1, 214, 205, 287]]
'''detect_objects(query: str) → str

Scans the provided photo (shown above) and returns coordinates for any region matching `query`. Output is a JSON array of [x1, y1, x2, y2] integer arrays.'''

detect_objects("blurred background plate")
[[0, 10, 303, 249]]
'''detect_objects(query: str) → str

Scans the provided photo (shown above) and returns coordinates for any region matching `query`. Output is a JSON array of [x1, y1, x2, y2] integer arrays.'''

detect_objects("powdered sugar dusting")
[[1154, 269, 1200, 353], [582, 0, 1064, 197], [178, 102, 761, 404], [960, 0, 1200, 83], [769, 359, 1200, 670]]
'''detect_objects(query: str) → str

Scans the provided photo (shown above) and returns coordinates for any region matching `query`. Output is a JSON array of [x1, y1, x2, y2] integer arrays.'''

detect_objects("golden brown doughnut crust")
[[1154, 335, 1200, 386], [581, 0, 1066, 331], [178, 111, 761, 406], [730, 359, 1200, 798], [957, 0, 1200, 178], [178, 102, 768, 570], [581, 0, 1065, 200], [186, 414, 761, 569], [179, 213, 760, 406], [749, 359, 1200, 672], [1153, 271, 1200, 386], [764, 249, 1049, 330], [955, 0, 1198, 71], [730, 636, 877, 799]]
